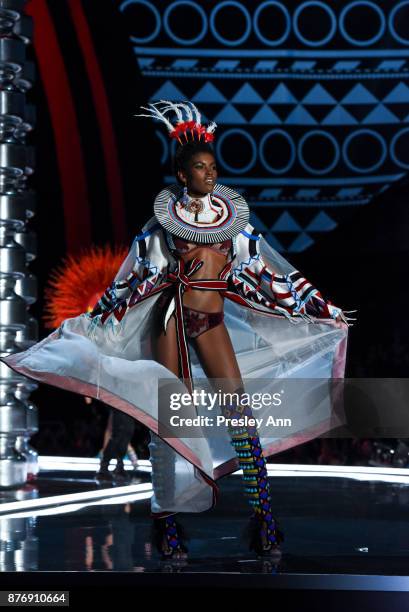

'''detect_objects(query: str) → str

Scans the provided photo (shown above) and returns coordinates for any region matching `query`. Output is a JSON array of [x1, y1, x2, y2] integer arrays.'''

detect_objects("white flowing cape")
[[2, 211, 349, 515]]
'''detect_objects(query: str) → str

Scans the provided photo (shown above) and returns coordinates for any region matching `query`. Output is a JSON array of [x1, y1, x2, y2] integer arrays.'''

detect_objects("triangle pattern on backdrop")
[[272, 212, 302, 232], [214, 104, 247, 124], [301, 84, 337, 105], [306, 211, 337, 232], [341, 84, 379, 105], [268, 83, 298, 105], [383, 82, 409, 104], [363, 104, 399, 124], [322, 106, 358, 125], [193, 82, 227, 103], [151, 80, 186, 102], [232, 83, 264, 104], [285, 105, 317, 125], [250, 104, 281, 124]]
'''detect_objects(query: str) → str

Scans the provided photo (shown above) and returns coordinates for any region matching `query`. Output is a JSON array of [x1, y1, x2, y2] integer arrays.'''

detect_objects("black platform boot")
[[112, 457, 130, 483], [95, 458, 112, 482]]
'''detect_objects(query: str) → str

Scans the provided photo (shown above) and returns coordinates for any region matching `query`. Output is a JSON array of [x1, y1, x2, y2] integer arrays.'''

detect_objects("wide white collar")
[[154, 183, 250, 243]]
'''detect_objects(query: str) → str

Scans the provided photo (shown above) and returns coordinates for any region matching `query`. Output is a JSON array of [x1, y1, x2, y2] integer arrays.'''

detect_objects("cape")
[[2, 185, 350, 515]]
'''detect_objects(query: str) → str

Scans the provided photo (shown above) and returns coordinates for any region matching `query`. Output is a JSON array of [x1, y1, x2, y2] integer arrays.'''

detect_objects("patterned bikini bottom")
[[183, 306, 224, 339], [155, 290, 224, 339]]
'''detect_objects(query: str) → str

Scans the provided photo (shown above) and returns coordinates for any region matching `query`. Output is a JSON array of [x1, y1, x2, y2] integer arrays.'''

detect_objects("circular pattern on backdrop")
[[120, 0, 161, 44], [298, 131, 340, 175], [390, 128, 409, 170], [342, 129, 387, 173], [210, 1, 251, 47], [154, 183, 250, 243], [389, 1, 409, 45], [216, 129, 257, 174], [253, 2, 291, 47], [339, 2, 385, 47], [293, 1, 337, 47], [260, 130, 296, 174], [163, 1, 208, 46]]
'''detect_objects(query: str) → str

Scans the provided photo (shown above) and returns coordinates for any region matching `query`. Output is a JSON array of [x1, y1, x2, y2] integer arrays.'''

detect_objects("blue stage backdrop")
[[117, 0, 409, 252], [20, 1, 409, 454]]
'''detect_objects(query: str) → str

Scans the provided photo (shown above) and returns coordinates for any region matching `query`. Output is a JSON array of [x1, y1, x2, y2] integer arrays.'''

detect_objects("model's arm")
[[87, 236, 143, 318], [258, 265, 347, 322], [232, 229, 354, 324], [88, 219, 163, 320], [88, 259, 145, 318]]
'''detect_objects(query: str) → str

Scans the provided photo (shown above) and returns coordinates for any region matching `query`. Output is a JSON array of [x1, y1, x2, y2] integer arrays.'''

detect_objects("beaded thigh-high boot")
[[223, 399, 284, 556], [152, 516, 188, 560]]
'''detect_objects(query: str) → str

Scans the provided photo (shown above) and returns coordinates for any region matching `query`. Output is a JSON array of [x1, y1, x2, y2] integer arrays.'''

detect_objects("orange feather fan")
[[43, 245, 128, 329]]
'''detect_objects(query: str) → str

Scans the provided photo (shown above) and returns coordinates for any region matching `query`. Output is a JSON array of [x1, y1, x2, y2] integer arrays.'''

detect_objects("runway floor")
[[0, 458, 409, 594]]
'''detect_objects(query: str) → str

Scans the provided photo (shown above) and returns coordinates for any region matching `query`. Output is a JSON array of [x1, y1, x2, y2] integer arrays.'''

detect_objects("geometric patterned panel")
[[117, 0, 409, 251]]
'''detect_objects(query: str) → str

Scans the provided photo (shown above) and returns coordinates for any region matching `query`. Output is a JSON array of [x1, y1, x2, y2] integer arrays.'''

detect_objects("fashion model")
[[2, 101, 353, 560]]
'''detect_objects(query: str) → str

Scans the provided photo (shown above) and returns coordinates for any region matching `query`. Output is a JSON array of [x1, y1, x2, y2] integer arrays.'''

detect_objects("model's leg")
[[192, 320, 242, 386], [151, 312, 188, 559], [194, 322, 283, 555], [102, 410, 113, 453], [95, 410, 114, 480], [96, 411, 135, 481], [110, 411, 135, 479], [152, 312, 180, 378]]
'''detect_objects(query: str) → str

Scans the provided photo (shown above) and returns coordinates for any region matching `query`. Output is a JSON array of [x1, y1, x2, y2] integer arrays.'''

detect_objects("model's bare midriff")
[[179, 244, 228, 312]]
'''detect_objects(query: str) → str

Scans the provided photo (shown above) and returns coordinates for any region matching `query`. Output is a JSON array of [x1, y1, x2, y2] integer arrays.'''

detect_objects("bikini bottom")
[[154, 292, 224, 339], [183, 306, 224, 339]]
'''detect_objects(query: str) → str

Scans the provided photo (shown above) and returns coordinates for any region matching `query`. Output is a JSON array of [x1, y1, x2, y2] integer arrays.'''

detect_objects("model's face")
[[178, 152, 217, 197]]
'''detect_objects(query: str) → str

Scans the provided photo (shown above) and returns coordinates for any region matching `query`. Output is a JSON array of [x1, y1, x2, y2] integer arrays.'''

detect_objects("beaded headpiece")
[[135, 100, 217, 145]]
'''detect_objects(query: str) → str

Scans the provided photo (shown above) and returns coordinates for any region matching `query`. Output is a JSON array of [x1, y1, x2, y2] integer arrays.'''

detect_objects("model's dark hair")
[[173, 142, 215, 184]]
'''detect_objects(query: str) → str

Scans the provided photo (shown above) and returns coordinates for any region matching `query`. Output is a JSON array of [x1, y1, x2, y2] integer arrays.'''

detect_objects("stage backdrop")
[[117, 0, 409, 253], [21, 0, 409, 454]]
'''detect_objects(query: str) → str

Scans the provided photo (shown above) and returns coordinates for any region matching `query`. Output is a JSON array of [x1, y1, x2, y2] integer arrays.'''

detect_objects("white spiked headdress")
[[135, 100, 217, 145]]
